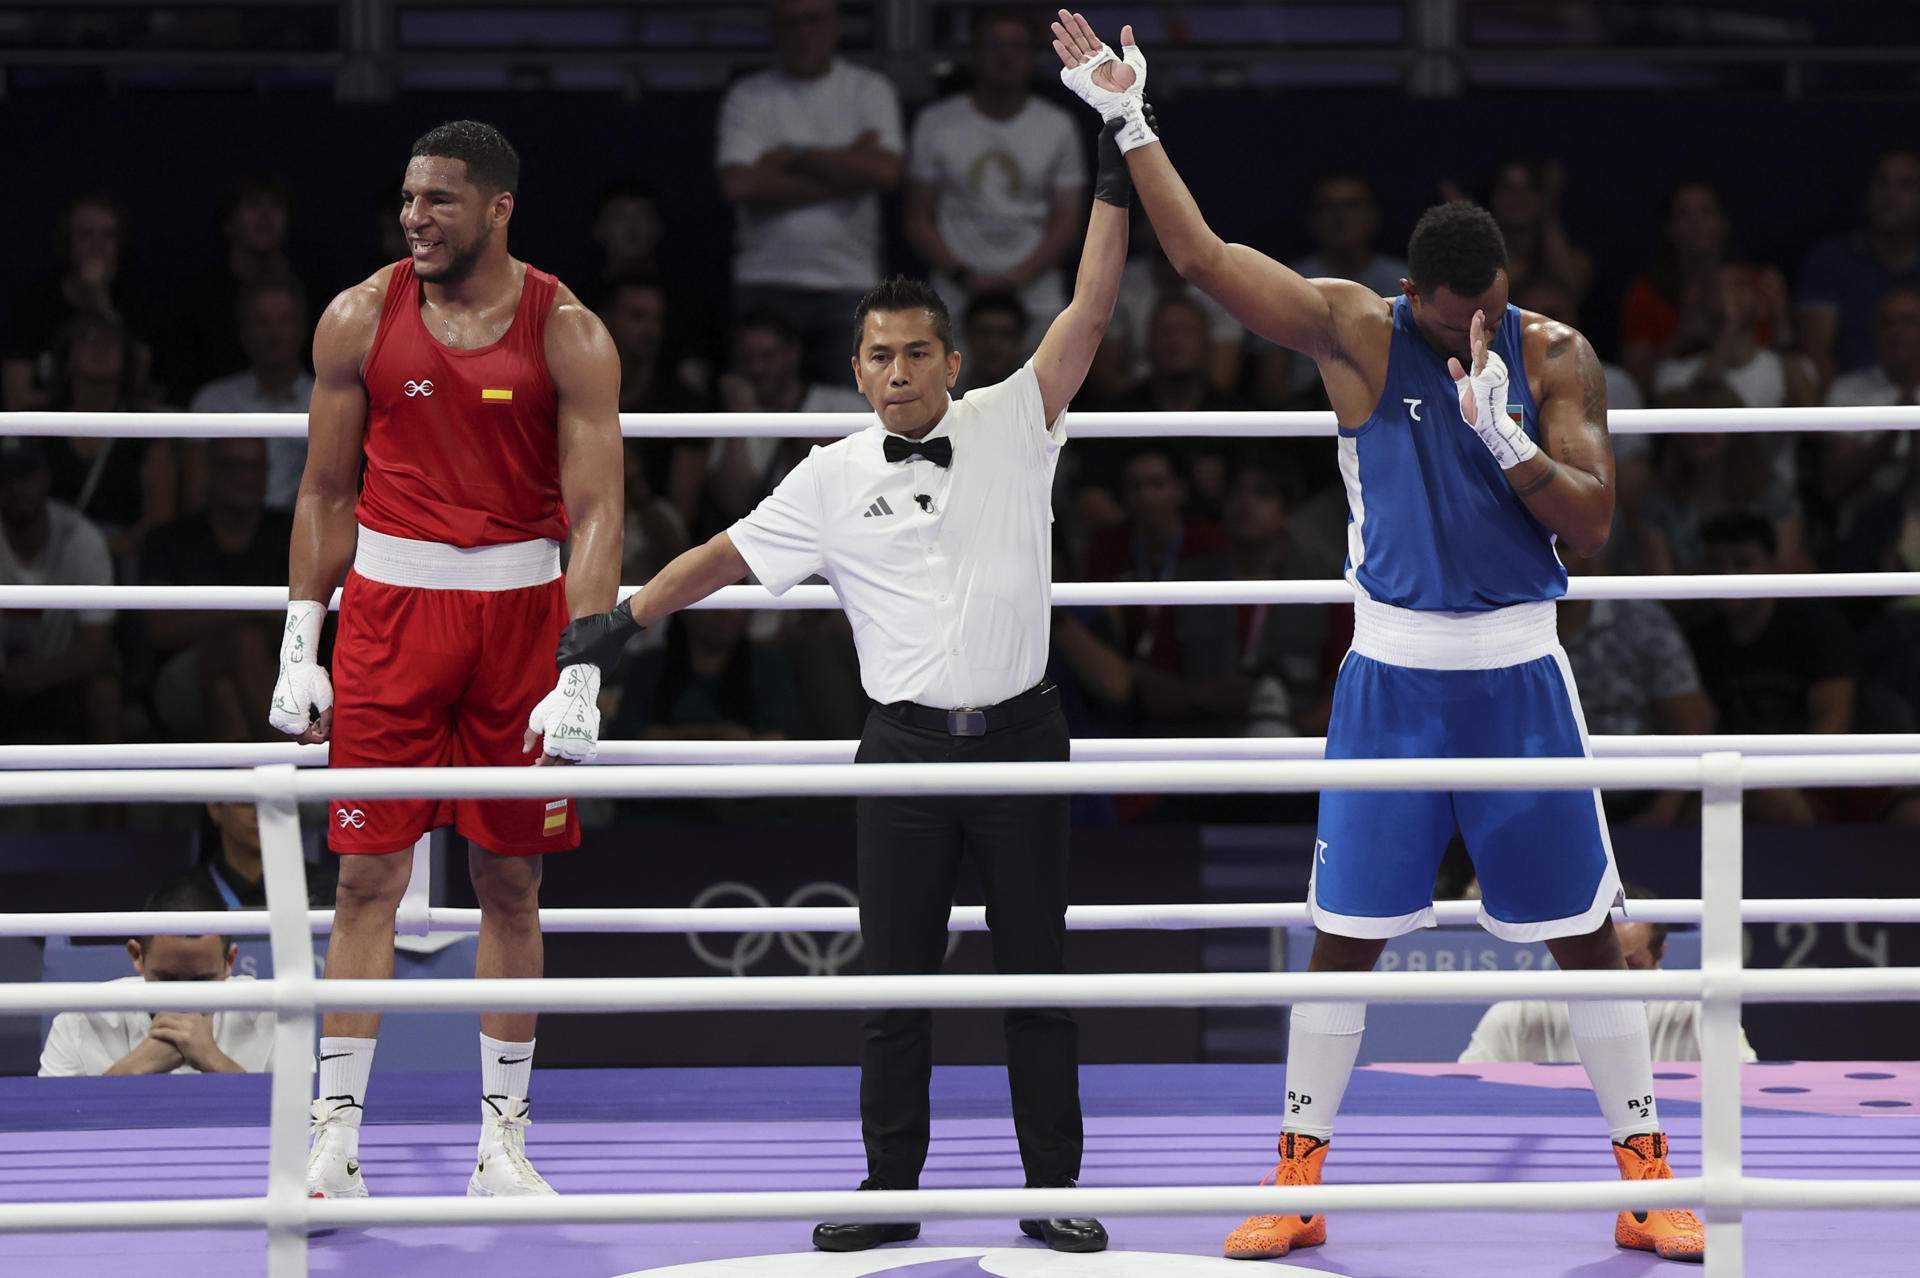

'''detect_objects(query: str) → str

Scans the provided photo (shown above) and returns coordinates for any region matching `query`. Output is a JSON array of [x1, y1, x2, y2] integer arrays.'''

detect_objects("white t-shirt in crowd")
[[716, 59, 903, 291], [1458, 997, 1758, 1064], [729, 362, 1065, 709], [1824, 363, 1917, 491], [0, 499, 112, 670], [189, 369, 317, 511], [38, 975, 279, 1076], [1653, 348, 1789, 408], [908, 93, 1085, 277]]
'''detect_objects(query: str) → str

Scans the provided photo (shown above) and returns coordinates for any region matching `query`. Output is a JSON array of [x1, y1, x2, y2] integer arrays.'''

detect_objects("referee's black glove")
[[1093, 107, 1158, 210], [554, 597, 644, 676]]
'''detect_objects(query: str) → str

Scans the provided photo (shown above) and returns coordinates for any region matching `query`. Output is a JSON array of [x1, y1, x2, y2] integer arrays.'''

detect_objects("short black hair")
[[852, 275, 954, 355], [1406, 201, 1508, 297], [411, 120, 520, 195], [139, 870, 233, 951], [1699, 510, 1777, 558], [964, 290, 1028, 332], [219, 173, 292, 225], [735, 305, 802, 348], [595, 177, 655, 214]]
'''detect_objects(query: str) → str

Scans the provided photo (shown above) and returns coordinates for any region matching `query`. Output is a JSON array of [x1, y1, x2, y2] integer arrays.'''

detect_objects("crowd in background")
[[5, 1, 1920, 830]]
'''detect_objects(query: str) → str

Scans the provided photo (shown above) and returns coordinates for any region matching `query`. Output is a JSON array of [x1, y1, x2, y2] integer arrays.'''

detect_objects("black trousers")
[[854, 693, 1081, 1189]]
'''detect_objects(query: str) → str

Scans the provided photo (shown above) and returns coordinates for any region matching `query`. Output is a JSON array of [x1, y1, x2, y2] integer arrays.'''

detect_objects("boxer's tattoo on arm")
[[1513, 460, 1558, 498]]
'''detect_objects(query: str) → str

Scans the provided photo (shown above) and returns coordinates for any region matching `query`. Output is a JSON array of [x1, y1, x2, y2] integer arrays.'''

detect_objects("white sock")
[[1281, 1002, 1366, 1141], [1568, 999, 1660, 1142], [481, 1033, 535, 1105], [315, 1036, 376, 1126]]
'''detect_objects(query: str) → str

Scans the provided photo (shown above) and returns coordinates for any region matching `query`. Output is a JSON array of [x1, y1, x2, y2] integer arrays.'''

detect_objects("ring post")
[[255, 764, 314, 1277], [1698, 751, 1745, 1276]]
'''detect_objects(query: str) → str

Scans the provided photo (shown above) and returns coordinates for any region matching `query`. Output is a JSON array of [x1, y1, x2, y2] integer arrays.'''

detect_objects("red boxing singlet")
[[356, 259, 569, 547]]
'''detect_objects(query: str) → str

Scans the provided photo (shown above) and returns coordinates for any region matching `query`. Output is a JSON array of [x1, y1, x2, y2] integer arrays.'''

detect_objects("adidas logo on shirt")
[[863, 496, 896, 519]]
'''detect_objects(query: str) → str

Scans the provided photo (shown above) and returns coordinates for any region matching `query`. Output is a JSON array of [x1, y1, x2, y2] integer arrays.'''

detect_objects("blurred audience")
[[187, 277, 313, 512], [1110, 212, 1247, 395], [1691, 514, 1855, 823], [0, 438, 121, 746], [609, 610, 805, 741], [4, 192, 154, 412], [905, 7, 1085, 345], [1799, 147, 1920, 387], [43, 312, 175, 565], [1253, 171, 1408, 410], [177, 174, 313, 395], [957, 291, 1030, 395], [193, 801, 269, 909], [38, 872, 272, 1077], [716, 0, 903, 380], [1483, 157, 1594, 304], [138, 438, 291, 742], [1814, 285, 1920, 568], [1621, 180, 1790, 395], [1557, 552, 1714, 824]]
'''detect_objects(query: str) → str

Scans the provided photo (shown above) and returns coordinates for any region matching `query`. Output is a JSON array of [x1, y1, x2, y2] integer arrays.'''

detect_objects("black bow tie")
[[883, 434, 952, 468]]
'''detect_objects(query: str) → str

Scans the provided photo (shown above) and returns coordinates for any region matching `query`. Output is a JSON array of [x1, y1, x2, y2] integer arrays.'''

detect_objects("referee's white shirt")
[[729, 362, 1066, 710]]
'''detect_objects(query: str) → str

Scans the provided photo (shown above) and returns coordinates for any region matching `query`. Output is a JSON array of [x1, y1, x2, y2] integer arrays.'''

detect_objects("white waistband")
[[353, 526, 561, 591], [1350, 592, 1558, 670]]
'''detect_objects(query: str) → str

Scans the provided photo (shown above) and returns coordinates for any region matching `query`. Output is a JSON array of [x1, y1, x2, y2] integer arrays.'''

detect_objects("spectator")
[[176, 174, 314, 394], [1653, 265, 1818, 413], [1484, 156, 1594, 304], [1799, 146, 1920, 386], [1639, 431, 1806, 576], [609, 609, 806, 742], [1557, 552, 1714, 824], [1252, 171, 1409, 409], [194, 801, 268, 909], [1084, 296, 1247, 519], [0, 438, 121, 745], [370, 186, 409, 266], [44, 311, 176, 565], [1164, 456, 1335, 737], [621, 435, 691, 605], [1109, 212, 1246, 395], [1691, 513, 1856, 823], [1514, 275, 1644, 414], [904, 7, 1086, 345], [694, 309, 866, 531], [605, 276, 709, 418], [1083, 446, 1228, 678], [592, 179, 666, 285], [1459, 887, 1757, 1064], [3, 192, 154, 411], [1815, 285, 1920, 565], [138, 438, 291, 742], [1621, 180, 1791, 396], [716, 0, 903, 380], [957, 291, 1028, 395], [187, 277, 313, 513], [38, 873, 273, 1077]]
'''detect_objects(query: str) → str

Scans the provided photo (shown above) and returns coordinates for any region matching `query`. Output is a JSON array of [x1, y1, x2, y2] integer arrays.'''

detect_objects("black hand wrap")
[[554, 598, 643, 675], [1093, 117, 1132, 208]]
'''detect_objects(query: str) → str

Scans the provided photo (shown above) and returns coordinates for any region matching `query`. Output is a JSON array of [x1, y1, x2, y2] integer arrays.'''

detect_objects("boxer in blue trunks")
[[1049, 9, 1706, 1264]]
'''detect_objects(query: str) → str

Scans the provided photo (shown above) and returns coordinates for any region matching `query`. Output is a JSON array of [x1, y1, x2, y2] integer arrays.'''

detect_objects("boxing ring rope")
[[7, 409, 1920, 1274], [5, 404, 1920, 438], [2, 756, 1920, 1276]]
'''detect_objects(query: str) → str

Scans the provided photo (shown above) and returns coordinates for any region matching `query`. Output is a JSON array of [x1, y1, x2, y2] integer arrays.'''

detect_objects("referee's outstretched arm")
[[617, 532, 750, 630], [1028, 118, 1132, 426]]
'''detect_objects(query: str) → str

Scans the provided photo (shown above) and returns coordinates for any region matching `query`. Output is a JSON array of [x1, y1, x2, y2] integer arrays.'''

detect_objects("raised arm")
[[1050, 12, 1374, 370], [1029, 119, 1131, 424], [545, 289, 624, 622]]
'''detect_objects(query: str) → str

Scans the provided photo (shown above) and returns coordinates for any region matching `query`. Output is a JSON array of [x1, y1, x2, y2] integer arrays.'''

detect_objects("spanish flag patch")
[[543, 798, 568, 835], [482, 388, 514, 402]]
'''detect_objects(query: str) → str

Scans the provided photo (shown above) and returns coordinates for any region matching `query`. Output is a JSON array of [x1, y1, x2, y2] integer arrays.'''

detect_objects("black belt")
[[876, 682, 1058, 738]]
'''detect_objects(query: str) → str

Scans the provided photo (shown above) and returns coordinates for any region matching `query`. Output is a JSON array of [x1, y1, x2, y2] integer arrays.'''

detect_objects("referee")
[[573, 101, 1139, 1253]]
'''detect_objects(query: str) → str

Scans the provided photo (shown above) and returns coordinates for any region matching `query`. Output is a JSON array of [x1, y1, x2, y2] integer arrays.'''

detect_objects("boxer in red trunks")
[[267, 120, 623, 1200]]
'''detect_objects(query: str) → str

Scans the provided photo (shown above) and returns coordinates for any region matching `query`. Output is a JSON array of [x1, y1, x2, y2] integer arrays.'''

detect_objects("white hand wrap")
[[1454, 349, 1537, 469], [1060, 43, 1156, 152], [267, 600, 332, 736], [527, 663, 601, 762]]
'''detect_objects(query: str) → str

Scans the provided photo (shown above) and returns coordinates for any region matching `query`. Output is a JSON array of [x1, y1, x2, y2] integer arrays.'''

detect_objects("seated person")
[[38, 873, 274, 1076], [609, 609, 805, 742], [1459, 888, 1757, 1064]]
